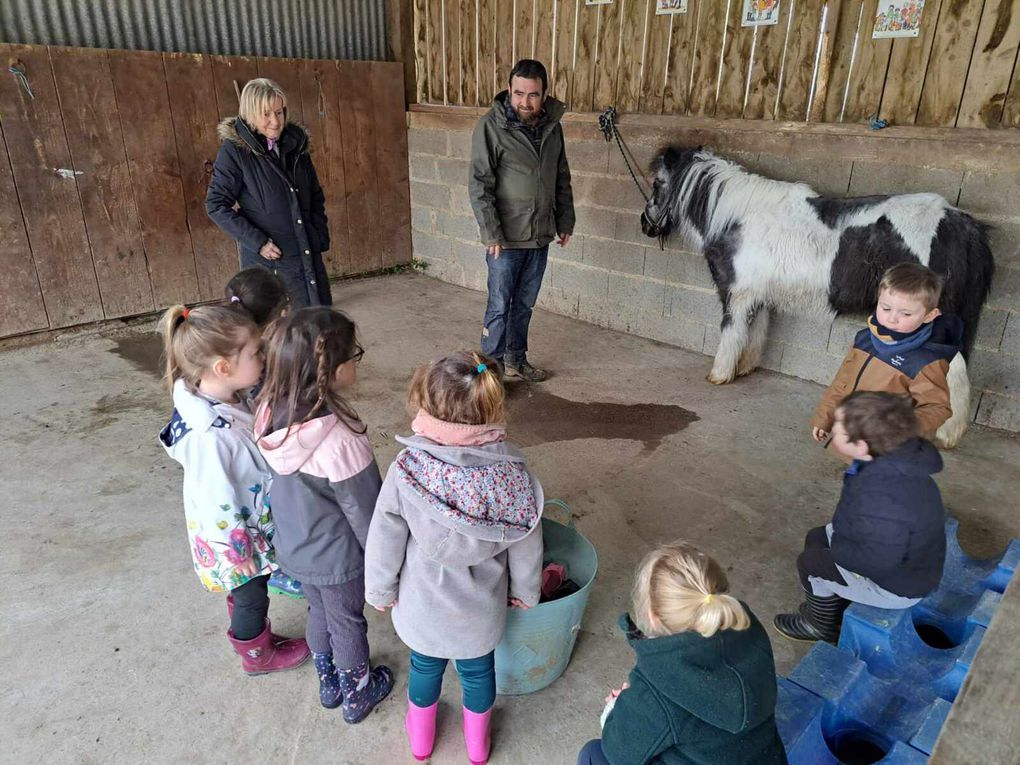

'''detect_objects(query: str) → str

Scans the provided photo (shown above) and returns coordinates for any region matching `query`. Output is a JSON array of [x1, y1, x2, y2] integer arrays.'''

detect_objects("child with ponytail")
[[158, 304, 310, 675], [365, 350, 545, 765], [254, 307, 393, 723], [578, 542, 787, 765]]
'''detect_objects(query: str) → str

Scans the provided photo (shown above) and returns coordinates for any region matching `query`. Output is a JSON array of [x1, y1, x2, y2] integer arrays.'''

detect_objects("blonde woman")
[[206, 78, 332, 309], [578, 542, 787, 765]]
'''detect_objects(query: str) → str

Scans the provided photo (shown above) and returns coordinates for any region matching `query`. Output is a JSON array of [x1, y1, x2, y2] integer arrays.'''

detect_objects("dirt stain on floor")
[[506, 386, 698, 451], [109, 334, 164, 379]]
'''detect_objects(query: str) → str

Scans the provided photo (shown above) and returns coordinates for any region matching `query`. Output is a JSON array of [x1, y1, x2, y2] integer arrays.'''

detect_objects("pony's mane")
[[670, 151, 816, 240]]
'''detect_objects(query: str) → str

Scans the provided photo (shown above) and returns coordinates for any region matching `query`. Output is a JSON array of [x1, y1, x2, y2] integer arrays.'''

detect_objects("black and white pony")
[[640, 147, 994, 447]]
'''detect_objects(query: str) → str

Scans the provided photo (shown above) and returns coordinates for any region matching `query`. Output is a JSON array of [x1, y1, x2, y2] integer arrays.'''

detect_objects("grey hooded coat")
[[364, 436, 545, 659]]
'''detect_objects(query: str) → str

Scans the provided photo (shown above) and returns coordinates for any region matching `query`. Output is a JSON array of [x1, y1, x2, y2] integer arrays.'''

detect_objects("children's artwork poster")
[[742, 0, 780, 27], [873, 0, 925, 38], [656, 0, 689, 14], [585, 0, 613, 5]]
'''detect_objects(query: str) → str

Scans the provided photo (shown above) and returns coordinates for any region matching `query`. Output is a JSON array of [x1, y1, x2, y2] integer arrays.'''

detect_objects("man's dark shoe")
[[504, 361, 548, 382]]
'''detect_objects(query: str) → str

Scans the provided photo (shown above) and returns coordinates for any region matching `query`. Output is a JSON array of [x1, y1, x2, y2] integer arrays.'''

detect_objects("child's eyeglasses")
[[348, 346, 365, 364]]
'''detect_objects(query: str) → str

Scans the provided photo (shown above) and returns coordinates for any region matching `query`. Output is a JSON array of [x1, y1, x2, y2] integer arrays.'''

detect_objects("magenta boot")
[[226, 594, 305, 651], [227, 622, 310, 675], [406, 699, 438, 761], [462, 706, 492, 765]]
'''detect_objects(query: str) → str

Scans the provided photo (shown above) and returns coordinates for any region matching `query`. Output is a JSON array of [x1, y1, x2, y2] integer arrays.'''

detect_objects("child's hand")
[[812, 427, 829, 442], [604, 682, 630, 703], [373, 600, 396, 612], [509, 597, 531, 609], [235, 558, 258, 577]]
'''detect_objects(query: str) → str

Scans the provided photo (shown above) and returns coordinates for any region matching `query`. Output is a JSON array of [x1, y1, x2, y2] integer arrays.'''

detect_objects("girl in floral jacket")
[[159, 303, 309, 675]]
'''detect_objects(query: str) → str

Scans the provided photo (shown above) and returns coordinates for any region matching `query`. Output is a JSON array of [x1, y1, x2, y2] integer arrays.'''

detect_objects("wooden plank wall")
[[0, 44, 411, 339], [413, 0, 1020, 128]]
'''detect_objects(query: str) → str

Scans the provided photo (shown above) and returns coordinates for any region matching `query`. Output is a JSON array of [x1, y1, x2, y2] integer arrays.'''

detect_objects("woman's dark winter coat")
[[206, 117, 332, 307], [600, 610, 788, 765]]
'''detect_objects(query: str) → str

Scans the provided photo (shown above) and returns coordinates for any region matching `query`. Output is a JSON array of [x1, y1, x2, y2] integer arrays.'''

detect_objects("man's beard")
[[516, 107, 541, 124]]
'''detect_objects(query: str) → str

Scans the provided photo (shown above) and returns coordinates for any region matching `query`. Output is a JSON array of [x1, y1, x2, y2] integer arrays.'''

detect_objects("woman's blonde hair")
[[407, 350, 505, 425], [158, 304, 256, 393], [238, 78, 287, 127], [633, 541, 750, 638]]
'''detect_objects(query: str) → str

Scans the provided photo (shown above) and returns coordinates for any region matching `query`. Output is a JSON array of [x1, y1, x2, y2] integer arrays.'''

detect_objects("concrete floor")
[[3, 271, 1019, 764]]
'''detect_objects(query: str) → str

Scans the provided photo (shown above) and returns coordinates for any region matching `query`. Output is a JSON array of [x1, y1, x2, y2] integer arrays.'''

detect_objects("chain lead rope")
[[598, 107, 651, 204]]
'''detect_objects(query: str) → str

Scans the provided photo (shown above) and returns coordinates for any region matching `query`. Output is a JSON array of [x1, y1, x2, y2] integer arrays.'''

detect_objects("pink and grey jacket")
[[255, 406, 382, 586], [364, 435, 544, 659]]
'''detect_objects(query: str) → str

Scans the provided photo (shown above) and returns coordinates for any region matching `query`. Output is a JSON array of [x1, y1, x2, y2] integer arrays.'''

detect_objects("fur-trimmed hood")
[[216, 116, 310, 156]]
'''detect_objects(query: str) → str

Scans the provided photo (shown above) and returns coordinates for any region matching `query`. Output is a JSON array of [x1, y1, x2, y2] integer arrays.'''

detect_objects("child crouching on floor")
[[776, 391, 947, 643], [578, 542, 787, 765]]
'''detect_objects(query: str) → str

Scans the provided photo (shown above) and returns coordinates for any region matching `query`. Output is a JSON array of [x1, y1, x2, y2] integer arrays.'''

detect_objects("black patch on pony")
[[705, 222, 741, 327], [807, 195, 890, 229], [928, 209, 994, 359], [827, 216, 916, 314]]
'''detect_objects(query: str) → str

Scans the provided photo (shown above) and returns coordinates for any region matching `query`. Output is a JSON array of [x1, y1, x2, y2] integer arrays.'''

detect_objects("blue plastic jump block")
[[943, 517, 1020, 595], [777, 670, 929, 764], [837, 591, 999, 702]]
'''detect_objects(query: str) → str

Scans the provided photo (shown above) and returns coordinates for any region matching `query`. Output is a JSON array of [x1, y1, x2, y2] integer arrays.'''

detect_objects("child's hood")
[[255, 404, 375, 481], [159, 379, 255, 461], [392, 434, 543, 544], [620, 611, 778, 735]]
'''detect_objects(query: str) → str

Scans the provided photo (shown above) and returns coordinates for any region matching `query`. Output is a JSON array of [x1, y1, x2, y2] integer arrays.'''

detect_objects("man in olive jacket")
[[469, 59, 575, 382]]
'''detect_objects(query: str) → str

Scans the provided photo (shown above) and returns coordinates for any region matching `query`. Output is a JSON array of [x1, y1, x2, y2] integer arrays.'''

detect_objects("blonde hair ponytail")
[[632, 541, 750, 638], [157, 304, 256, 394], [407, 350, 505, 425]]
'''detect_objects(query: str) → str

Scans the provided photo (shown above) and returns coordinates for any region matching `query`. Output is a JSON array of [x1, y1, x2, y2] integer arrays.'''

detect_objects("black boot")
[[773, 592, 848, 643]]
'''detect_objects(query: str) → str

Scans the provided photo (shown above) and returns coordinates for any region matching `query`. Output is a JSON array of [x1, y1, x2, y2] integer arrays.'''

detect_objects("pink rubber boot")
[[227, 623, 310, 675], [405, 699, 438, 761], [462, 706, 492, 765]]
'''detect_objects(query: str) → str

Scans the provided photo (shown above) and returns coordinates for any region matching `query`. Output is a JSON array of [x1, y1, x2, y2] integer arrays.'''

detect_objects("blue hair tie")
[[476, 363, 487, 374]]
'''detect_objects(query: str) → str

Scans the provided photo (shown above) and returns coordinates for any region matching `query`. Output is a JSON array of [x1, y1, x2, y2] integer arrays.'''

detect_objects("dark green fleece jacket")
[[468, 91, 575, 249], [601, 611, 787, 765]]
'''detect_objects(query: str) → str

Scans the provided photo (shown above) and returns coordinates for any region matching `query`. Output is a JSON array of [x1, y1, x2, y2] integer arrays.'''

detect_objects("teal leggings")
[[408, 650, 496, 713]]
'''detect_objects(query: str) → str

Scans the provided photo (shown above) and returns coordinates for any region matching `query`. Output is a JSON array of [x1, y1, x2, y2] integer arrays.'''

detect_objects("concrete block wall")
[[407, 109, 1020, 434]]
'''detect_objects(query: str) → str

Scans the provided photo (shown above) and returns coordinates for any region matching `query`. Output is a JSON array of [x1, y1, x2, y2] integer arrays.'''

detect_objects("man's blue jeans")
[[481, 245, 549, 365]]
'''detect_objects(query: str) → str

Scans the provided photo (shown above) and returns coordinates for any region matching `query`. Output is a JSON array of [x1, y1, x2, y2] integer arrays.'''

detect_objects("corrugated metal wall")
[[0, 0, 388, 60]]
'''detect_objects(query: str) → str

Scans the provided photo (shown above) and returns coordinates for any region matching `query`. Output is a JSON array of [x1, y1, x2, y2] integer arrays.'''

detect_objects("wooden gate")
[[0, 44, 411, 339]]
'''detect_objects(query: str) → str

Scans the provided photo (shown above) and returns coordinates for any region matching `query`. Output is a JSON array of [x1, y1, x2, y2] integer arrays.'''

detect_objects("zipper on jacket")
[[850, 354, 874, 393], [824, 353, 874, 451]]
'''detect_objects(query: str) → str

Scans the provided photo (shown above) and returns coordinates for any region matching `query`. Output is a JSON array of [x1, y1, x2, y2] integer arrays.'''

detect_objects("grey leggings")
[[303, 578, 370, 670]]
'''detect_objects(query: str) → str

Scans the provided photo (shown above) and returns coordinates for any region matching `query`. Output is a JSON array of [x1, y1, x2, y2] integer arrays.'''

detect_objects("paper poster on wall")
[[585, 0, 613, 5], [872, 0, 925, 38], [656, 0, 689, 14], [741, 0, 781, 26]]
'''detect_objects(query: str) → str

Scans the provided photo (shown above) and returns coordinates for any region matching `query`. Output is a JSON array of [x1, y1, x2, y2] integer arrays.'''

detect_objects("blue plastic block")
[[777, 643, 942, 762], [908, 698, 952, 756], [777, 677, 930, 764], [943, 518, 1020, 596], [836, 603, 987, 705]]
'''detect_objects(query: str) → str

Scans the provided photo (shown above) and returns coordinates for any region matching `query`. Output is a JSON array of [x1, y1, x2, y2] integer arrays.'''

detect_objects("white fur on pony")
[[936, 354, 970, 449]]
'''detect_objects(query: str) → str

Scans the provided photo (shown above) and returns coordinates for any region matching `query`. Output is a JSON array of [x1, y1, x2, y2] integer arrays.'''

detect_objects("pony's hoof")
[[706, 372, 732, 385], [735, 363, 758, 378], [935, 419, 967, 450]]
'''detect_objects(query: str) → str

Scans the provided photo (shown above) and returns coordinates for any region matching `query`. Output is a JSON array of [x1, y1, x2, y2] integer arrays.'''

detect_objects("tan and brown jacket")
[[812, 316, 963, 440]]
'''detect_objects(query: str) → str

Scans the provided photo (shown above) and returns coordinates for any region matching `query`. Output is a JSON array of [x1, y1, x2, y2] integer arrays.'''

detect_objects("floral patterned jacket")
[[160, 379, 276, 592]]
